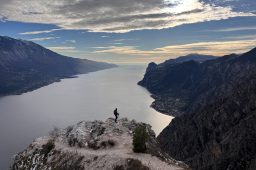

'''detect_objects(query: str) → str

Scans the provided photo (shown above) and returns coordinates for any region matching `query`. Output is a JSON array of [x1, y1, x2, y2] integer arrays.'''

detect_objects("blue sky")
[[0, 0, 255, 64]]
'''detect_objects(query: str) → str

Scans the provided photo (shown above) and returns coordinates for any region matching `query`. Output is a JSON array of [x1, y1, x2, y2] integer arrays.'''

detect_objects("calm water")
[[0, 65, 172, 169]]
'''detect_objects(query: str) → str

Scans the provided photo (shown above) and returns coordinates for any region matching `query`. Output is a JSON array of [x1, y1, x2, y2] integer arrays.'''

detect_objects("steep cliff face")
[[139, 52, 256, 117], [0, 36, 116, 96], [157, 77, 256, 170], [138, 54, 217, 116], [139, 47, 256, 170], [11, 118, 188, 170]]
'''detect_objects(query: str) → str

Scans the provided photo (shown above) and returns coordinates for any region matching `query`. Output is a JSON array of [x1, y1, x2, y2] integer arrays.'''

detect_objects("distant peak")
[[146, 62, 157, 72]]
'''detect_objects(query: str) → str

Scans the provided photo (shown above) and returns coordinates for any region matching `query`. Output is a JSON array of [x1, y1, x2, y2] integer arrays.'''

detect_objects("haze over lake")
[[0, 65, 172, 169]]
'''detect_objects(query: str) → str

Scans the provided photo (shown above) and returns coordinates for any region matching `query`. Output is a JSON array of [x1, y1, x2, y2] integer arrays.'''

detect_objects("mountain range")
[[0, 36, 116, 96], [139, 48, 256, 170]]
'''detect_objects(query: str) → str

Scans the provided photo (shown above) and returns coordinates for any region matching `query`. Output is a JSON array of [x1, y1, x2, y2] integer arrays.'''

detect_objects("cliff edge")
[[11, 118, 188, 170]]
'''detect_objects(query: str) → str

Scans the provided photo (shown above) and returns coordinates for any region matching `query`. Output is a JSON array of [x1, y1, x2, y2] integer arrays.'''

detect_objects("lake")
[[0, 65, 173, 169]]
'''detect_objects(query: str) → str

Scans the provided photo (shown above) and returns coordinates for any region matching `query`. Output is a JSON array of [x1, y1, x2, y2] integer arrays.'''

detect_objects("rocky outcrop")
[[138, 54, 217, 116], [139, 47, 256, 170], [157, 73, 256, 170], [0, 36, 116, 96], [11, 118, 188, 170]]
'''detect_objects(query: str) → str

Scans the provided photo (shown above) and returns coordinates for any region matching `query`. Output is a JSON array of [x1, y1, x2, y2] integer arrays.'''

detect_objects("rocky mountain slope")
[[0, 36, 116, 96], [138, 54, 217, 116], [159, 54, 217, 66], [140, 47, 256, 170], [11, 118, 188, 170]]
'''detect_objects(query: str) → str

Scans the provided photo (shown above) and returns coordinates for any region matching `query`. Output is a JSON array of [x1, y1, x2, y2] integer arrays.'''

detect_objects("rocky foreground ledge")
[[11, 118, 188, 170]]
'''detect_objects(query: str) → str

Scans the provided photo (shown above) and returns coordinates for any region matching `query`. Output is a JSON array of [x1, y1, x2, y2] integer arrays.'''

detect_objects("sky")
[[0, 0, 255, 64]]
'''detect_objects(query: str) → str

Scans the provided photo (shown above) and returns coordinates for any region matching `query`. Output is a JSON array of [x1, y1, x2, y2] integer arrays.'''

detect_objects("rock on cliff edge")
[[11, 118, 188, 170]]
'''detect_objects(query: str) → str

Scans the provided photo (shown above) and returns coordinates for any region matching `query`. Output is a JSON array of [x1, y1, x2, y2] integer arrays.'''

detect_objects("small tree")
[[133, 124, 148, 153]]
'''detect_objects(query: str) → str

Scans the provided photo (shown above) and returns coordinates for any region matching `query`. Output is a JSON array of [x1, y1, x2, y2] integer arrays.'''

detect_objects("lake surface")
[[0, 65, 173, 169]]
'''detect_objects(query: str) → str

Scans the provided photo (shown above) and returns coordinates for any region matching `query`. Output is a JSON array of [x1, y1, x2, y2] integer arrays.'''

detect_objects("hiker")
[[113, 108, 119, 123]]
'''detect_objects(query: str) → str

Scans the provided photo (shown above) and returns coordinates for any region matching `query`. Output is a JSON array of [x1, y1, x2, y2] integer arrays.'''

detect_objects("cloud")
[[19, 29, 62, 35], [90, 46, 114, 49], [224, 34, 256, 40], [111, 42, 124, 45], [48, 46, 75, 50], [93, 39, 256, 57], [114, 38, 139, 42], [114, 39, 126, 42], [47, 46, 78, 54], [64, 40, 76, 43], [29, 36, 60, 41], [1, 0, 255, 33], [206, 26, 256, 32], [201, 0, 256, 13]]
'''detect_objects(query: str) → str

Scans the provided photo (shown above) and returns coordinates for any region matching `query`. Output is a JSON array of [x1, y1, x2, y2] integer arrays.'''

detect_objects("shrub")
[[132, 124, 148, 153], [107, 139, 115, 147], [42, 139, 55, 156], [114, 158, 149, 170], [88, 140, 99, 150], [68, 137, 78, 147], [100, 139, 115, 148]]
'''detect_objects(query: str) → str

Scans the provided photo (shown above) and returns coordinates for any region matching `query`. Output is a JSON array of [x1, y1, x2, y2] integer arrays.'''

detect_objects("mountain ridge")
[[138, 53, 218, 116], [159, 54, 217, 66], [0, 36, 116, 96], [139, 47, 256, 170]]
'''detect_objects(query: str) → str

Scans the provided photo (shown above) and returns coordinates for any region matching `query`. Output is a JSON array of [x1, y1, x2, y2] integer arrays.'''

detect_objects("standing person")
[[113, 108, 119, 123]]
